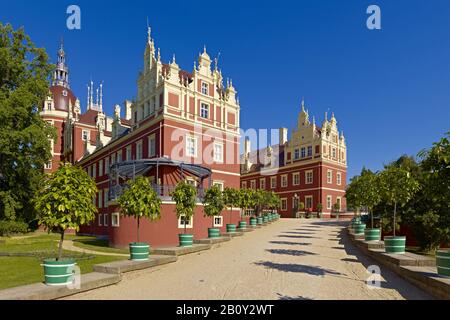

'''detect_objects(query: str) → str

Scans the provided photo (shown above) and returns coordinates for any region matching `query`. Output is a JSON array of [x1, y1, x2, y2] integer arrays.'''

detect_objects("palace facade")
[[240, 101, 347, 218], [41, 28, 241, 247]]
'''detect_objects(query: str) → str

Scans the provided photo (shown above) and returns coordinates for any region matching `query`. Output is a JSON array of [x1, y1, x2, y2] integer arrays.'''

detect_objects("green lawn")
[[0, 233, 125, 290], [71, 237, 129, 255]]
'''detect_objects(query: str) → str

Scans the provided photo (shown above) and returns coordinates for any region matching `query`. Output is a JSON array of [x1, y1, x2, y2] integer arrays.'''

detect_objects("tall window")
[[337, 172, 342, 186], [99, 161, 103, 176], [105, 158, 110, 174], [293, 173, 300, 186], [281, 199, 287, 211], [104, 189, 109, 207], [201, 82, 208, 95], [327, 170, 333, 184], [136, 141, 143, 160], [294, 149, 300, 160], [213, 181, 224, 191], [44, 161, 52, 170], [98, 191, 103, 209], [47, 102, 52, 110], [242, 181, 247, 188], [186, 136, 197, 157], [250, 180, 256, 189], [307, 146, 313, 157], [332, 148, 336, 158], [126, 146, 132, 161], [305, 170, 313, 184], [301, 147, 306, 158], [148, 135, 156, 157], [200, 103, 209, 119], [93, 164, 97, 178], [305, 196, 313, 209], [270, 176, 277, 189], [214, 143, 223, 163], [82, 130, 89, 141], [327, 195, 332, 210], [111, 154, 116, 165], [281, 175, 288, 188], [117, 151, 122, 163], [259, 178, 266, 190]]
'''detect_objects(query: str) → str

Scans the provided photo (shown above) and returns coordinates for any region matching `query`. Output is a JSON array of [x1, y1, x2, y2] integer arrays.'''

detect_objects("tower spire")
[[52, 38, 69, 88]]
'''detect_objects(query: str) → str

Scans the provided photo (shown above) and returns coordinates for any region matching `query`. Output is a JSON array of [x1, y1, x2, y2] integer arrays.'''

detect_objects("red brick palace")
[[41, 28, 241, 248], [240, 100, 347, 218]]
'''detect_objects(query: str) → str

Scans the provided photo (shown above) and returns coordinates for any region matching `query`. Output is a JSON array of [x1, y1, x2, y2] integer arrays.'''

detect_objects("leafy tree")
[[267, 191, 281, 213], [0, 23, 56, 223], [358, 170, 382, 229], [252, 189, 266, 216], [34, 163, 97, 261], [202, 185, 225, 227], [345, 175, 363, 213], [171, 181, 197, 234], [316, 203, 323, 217], [223, 187, 240, 223], [379, 166, 419, 236], [117, 176, 162, 243]]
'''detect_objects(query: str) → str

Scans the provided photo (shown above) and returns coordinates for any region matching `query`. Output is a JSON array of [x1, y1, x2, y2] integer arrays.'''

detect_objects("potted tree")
[[202, 185, 225, 238], [34, 163, 97, 286], [379, 166, 419, 254], [171, 181, 197, 247], [359, 170, 382, 241], [248, 189, 263, 227], [298, 202, 305, 218], [223, 187, 240, 233], [333, 202, 341, 220], [345, 174, 363, 231], [316, 203, 323, 219], [237, 188, 256, 230], [117, 176, 161, 261]]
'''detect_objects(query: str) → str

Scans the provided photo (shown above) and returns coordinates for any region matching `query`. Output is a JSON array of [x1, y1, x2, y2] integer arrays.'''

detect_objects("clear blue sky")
[[2, 0, 449, 180]]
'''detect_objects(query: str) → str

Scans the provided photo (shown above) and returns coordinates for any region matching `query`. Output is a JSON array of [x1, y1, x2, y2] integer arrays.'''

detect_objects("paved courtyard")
[[65, 219, 432, 300]]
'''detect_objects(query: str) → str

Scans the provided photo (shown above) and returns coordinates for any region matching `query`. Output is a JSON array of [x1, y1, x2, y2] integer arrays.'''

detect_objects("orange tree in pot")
[[171, 181, 197, 246], [202, 185, 225, 238]]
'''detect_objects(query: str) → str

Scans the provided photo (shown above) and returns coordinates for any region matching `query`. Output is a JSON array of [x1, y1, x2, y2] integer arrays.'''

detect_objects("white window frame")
[[305, 195, 313, 209], [337, 172, 342, 186], [307, 146, 313, 157], [82, 130, 90, 142], [186, 177, 197, 187], [336, 197, 342, 210], [136, 140, 143, 160], [327, 170, 333, 184], [294, 149, 300, 160], [250, 180, 256, 189], [213, 142, 224, 163], [178, 215, 193, 229], [105, 158, 110, 174], [44, 161, 52, 170], [213, 216, 223, 227], [281, 198, 288, 211], [98, 214, 103, 226], [104, 188, 109, 207], [148, 134, 156, 157], [293, 173, 300, 186], [126, 145, 132, 161], [99, 160, 103, 177], [270, 176, 277, 189], [200, 103, 209, 119], [327, 195, 332, 210], [111, 212, 120, 227], [213, 181, 224, 191], [93, 163, 97, 178], [117, 151, 122, 163], [305, 170, 313, 184], [201, 82, 209, 95], [259, 178, 266, 190], [281, 175, 288, 188], [186, 136, 197, 157], [103, 213, 108, 227], [242, 181, 247, 188], [301, 147, 306, 158]]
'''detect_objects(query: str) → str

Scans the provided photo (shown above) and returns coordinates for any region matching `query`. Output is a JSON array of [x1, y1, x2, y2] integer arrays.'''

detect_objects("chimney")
[[124, 100, 132, 120], [279, 128, 288, 145]]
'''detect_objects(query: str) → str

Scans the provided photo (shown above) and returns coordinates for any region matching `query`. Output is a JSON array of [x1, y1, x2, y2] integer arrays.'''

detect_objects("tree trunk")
[[393, 202, 397, 237], [137, 216, 140, 243], [230, 206, 233, 224], [57, 231, 64, 261], [371, 208, 374, 229]]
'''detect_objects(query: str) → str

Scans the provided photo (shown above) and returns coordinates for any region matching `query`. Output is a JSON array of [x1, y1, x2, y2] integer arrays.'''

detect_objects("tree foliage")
[[117, 176, 162, 242], [171, 181, 197, 233], [203, 185, 225, 227], [223, 187, 240, 223], [34, 163, 97, 260], [0, 23, 56, 223]]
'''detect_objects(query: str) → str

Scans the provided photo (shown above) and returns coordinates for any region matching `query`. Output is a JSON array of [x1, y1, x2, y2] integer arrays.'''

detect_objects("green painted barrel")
[[208, 228, 220, 238], [263, 215, 269, 223], [257, 217, 263, 225], [249, 217, 257, 226], [436, 250, 450, 277], [42, 259, 76, 286], [354, 223, 366, 235], [364, 228, 381, 241], [179, 234, 194, 247], [129, 242, 150, 261], [226, 224, 236, 233], [238, 221, 247, 229], [384, 236, 406, 254]]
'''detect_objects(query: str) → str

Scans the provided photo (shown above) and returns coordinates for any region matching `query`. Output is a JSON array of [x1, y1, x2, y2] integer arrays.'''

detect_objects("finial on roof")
[[203, 45, 207, 54], [301, 97, 305, 111], [157, 48, 161, 61], [147, 18, 151, 42], [172, 54, 176, 63]]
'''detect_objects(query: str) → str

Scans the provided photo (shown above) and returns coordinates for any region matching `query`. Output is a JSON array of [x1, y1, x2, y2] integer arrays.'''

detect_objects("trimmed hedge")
[[0, 220, 29, 236]]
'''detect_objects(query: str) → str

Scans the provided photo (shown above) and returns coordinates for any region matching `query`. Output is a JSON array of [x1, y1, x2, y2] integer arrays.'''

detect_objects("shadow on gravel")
[[284, 231, 315, 235], [255, 261, 343, 277], [269, 241, 312, 246], [277, 293, 313, 300], [278, 235, 317, 239], [341, 257, 360, 263], [331, 246, 345, 250], [266, 249, 317, 256]]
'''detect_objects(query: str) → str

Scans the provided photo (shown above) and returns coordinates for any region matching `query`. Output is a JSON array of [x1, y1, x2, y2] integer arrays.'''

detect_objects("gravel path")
[[65, 219, 432, 300]]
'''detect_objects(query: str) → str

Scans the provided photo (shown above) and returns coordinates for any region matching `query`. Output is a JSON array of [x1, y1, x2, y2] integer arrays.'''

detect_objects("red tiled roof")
[[120, 118, 132, 127], [78, 109, 100, 126]]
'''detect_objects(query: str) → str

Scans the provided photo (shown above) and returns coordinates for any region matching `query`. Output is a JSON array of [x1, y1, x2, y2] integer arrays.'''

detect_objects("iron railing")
[[109, 183, 206, 202]]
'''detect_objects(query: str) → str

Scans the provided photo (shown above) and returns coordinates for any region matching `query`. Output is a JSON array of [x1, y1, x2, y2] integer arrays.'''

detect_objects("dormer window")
[[201, 82, 208, 95], [47, 102, 52, 110]]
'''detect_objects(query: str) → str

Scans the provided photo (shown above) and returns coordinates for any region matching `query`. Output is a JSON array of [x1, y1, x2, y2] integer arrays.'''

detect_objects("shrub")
[[0, 220, 29, 236]]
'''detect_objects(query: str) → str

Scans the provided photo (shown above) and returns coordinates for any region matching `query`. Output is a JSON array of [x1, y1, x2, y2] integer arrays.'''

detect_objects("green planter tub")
[[354, 223, 366, 235], [384, 236, 406, 254], [256, 217, 263, 225], [226, 224, 237, 233], [129, 242, 150, 261], [249, 217, 257, 227], [238, 221, 247, 229], [364, 228, 381, 241], [436, 249, 450, 277], [179, 234, 194, 247], [262, 215, 269, 224], [42, 259, 76, 286], [208, 228, 220, 238]]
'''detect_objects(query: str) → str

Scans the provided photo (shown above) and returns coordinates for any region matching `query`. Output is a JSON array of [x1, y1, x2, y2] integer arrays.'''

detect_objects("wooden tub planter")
[[42, 259, 76, 286], [179, 234, 194, 247], [226, 224, 237, 233], [262, 215, 269, 224], [256, 217, 263, 225], [436, 249, 450, 277], [238, 221, 247, 230], [208, 228, 220, 238], [364, 228, 381, 241], [354, 223, 366, 235], [249, 217, 257, 227], [129, 242, 150, 261], [384, 236, 406, 254]]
